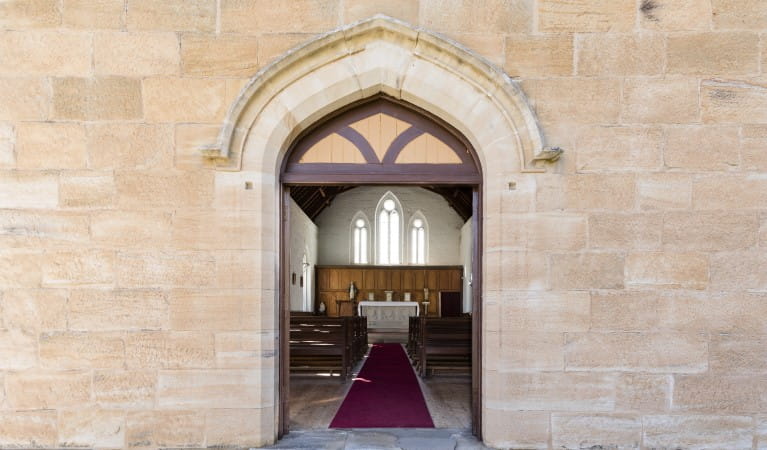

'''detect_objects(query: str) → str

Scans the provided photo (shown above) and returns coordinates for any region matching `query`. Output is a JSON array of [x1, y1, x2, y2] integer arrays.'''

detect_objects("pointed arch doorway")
[[279, 94, 483, 437]]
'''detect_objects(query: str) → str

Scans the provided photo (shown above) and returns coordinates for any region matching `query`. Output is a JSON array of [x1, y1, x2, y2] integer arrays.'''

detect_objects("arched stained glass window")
[[351, 212, 369, 264], [410, 213, 427, 264], [376, 193, 401, 265]]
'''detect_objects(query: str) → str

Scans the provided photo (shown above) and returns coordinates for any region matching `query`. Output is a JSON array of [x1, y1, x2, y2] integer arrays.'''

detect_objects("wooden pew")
[[289, 316, 368, 380], [414, 317, 472, 377]]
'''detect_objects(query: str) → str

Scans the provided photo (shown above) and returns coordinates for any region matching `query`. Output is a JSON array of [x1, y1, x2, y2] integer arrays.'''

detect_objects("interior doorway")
[[278, 95, 483, 438]]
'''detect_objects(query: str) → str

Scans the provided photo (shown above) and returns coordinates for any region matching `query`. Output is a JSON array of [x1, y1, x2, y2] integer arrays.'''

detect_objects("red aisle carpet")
[[329, 343, 434, 428]]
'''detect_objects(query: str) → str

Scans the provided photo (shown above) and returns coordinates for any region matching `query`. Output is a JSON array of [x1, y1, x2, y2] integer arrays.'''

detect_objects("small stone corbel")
[[531, 146, 564, 163]]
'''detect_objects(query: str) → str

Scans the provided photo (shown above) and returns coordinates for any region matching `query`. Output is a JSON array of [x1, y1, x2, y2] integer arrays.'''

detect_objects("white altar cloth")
[[357, 301, 419, 329]]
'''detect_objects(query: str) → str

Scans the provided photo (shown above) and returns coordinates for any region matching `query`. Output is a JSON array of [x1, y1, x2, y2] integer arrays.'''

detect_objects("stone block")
[[95, 31, 180, 76], [525, 78, 621, 124], [0, 122, 12, 167], [6, 371, 91, 409], [41, 250, 115, 287], [63, 0, 124, 29], [0, 171, 58, 209], [497, 251, 548, 290], [487, 371, 616, 411], [115, 170, 214, 208], [126, 410, 205, 448], [215, 331, 275, 368], [59, 172, 115, 208], [0, 411, 57, 448], [501, 291, 590, 332], [157, 369, 269, 408], [445, 33, 505, 67], [710, 334, 767, 373], [502, 213, 587, 251], [53, 77, 143, 120], [205, 408, 273, 448], [504, 34, 572, 77], [538, 0, 635, 32], [257, 33, 314, 66], [667, 32, 759, 75], [0, 78, 50, 120], [758, 416, 767, 450], [143, 77, 226, 123], [423, 0, 533, 33], [126, 331, 215, 369], [638, 173, 691, 210], [91, 211, 172, 248], [94, 371, 156, 408], [58, 409, 125, 449], [674, 374, 767, 413], [589, 213, 662, 250], [663, 211, 758, 251], [221, 0, 339, 33], [69, 289, 168, 331], [174, 124, 220, 170], [665, 125, 740, 170], [169, 292, 250, 331], [694, 174, 767, 210], [0, 250, 43, 288], [0, 31, 91, 76], [0, 209, 90, 248], [565, 332, 708, 373], [88, 123, 174, 170], [484, 331, 564, 371], [622, 77, 700, 123], [564, 174, 635, 211], [1, 289, 68, 332], [576, 125, 663, 171], [16, 122, 87, 170], [127, 0, 216, 31], [640, 0, 711, 30], [550, 252, 625, 289], [615, 373, 671, 412], [702, 79, 767, 124], [667, 292, 767, 334], [215, 250, 268, 289], [625, 252, 708, 289], [710, 251, 767, 291], [482, 410, 549, 450], [116, 251, 216, 288], [712, 0, 767, 29], [534, 174, 566, 211], [181, 34, 259, 77], [742, 125, 767, 170], [552, 414, 642, 449], [0, 0, 60, 28], [171, 210, 262, 250], [344, 0, 419, 23], [577, 33, 664, 76], [40, 332, 124, 369], [591, 290, 663, 332], [0, 329, 37, 369]]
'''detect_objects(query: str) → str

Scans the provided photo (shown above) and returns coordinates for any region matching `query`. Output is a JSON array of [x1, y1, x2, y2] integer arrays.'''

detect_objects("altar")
[[357, 301, 420, 330]]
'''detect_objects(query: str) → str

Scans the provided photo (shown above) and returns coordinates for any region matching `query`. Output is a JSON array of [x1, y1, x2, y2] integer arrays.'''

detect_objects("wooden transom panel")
[[283, 97, 480, 184]]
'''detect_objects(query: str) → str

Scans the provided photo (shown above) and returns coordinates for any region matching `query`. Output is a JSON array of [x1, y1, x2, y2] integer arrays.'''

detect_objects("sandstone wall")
[[0, 0, 765, 448]]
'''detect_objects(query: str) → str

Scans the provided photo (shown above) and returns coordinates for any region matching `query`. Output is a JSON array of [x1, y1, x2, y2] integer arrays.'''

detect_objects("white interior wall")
[[289, 199, 318, 311], [315, 186, 464, 265], [460, 219, 473, 313]]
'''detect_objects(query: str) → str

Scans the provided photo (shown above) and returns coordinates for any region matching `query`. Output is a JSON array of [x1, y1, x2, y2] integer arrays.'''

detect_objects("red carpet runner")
[[329, 343, 434, 428]]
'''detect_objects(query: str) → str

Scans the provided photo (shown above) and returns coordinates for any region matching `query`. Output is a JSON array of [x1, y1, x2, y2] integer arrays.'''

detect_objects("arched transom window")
[[376, 193, 401, 265]]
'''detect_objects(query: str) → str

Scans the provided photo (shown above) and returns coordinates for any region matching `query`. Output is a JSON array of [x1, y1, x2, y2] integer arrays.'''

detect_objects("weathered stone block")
[[487, 371, 616, 411], [552, 414, 642, 449], [174, 124, 220, 169], [564, 174, 635, 211], [91, 211, 172, 248], [525, 78, 621, 124], [221, 0, 339, 33], [94, 371, 156, 408], [63, 0, 124, 29], [143, 77, 226, 123], [712, 0, 767, 29], [589, 213, 662, 250], [484, 331, 564, 371], [638, 173, 691, 210], [181, 34, 259, 77], [622, 78, 700, 123], [40, 332, 124, 369], [116, 252, 216, 288], [0, 31, 91, 76], [742, 125, 767, 170], [625, 252, 708, 289], [257, 33, 314, 66], [41, 250, 115, 287], [88, 123, 173, 170], [710, 334, 767, 373], [576, 125, 663, 171], [6, 371, 91, 409], [69, 289, 168, 331], [663, 211, 758, 251], [127, 0, 216, 31], [615, 373, 671, 412], [215, 250, 267, 289], [0, 0, 60, 29], [538, 0, 635, 32], [483, 410, 549, 449], [502, 213, 587, 250], [115, 170, 214, 208], [501, 291, 590, 332], [667, 32, 760, 75], [59, 172, 115, 208], [674, 374, 767, 413], [0, 122, 12, 167], [577, 33, 663, 76], [170, 292, 250, 331], [215, 331, 274, 368], [0, 411, 57, 448], [157, 369, 270, 408], [171, 210, 262, 250], [126, 331, 215, 369], [422, 0, 532, 33], [0, 78, 50, 120], [1, 289, 68, 332], [53, 77, 143, 120], [640, 0, 711, 30], [550, 252, 625, 289], [344, 0, 419, 22], [16, 122, 87, 169], [58, 409, 125, 449], [565, 332, 708, 373], [0, 250, 43, 288], [95, 31, 180, 76], [694, 174, 767, 210], [591, 290, 663, 332], [498, 251, 548, 290], [126, 410, 205, 448], [702, 79, 767, 123], [504, 34, 572, 77], [710, 251, 767, 291], [665, 125, 740, 170], [205, 408, 273, 448], [0, 172, 58, 209], [0, 330, 37, 369]]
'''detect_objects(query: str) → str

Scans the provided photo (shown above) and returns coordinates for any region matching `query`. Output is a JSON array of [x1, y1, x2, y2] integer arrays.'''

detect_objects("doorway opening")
[[278, 95, 483, 437]]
